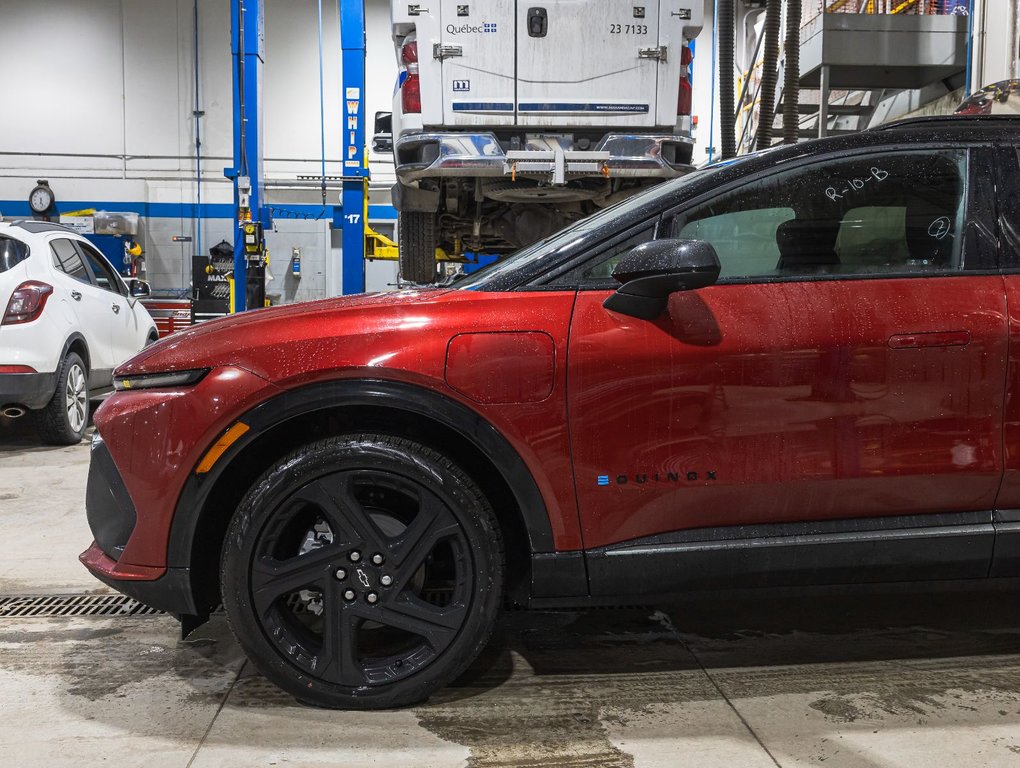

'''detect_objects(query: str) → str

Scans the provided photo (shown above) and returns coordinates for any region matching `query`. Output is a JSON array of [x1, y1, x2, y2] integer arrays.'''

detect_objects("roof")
[[0, 220, 77, 235], [871, 114, 1020, 133]]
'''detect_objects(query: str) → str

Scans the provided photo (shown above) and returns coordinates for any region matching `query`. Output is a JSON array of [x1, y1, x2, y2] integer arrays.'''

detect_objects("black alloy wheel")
[[221, 434, 504, 709]]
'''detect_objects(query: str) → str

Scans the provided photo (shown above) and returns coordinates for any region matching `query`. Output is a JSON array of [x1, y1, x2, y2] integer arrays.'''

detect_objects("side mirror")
[[603, 239, 720, 320], [127, 278, 151, 298], [372, 111, 393, 154]]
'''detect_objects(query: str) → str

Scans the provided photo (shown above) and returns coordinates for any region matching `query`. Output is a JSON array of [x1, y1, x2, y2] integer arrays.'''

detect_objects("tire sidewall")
[[220, 434, 503, 709], [38, 352, 88, 445]]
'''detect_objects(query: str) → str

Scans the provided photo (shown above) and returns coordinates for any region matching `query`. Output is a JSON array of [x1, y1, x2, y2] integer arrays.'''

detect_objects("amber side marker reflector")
[[196, 422, 250, 474]]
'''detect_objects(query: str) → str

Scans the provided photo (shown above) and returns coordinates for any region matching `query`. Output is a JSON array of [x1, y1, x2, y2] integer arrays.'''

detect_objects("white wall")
[[0, 0, 397, 298]]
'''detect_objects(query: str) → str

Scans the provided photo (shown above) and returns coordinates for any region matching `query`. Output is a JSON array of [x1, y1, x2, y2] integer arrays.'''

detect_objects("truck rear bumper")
[[395, 132, 694, 184]]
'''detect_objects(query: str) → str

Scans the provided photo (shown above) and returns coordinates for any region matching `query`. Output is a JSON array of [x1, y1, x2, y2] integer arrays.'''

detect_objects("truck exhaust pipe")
[[1, 405, 26, 419]]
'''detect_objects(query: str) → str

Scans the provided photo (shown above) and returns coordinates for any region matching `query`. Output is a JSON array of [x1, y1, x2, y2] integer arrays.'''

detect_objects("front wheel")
[[36, 352, 89, 445], [397, 211, 439, 284], [220, 434, 504, 709]]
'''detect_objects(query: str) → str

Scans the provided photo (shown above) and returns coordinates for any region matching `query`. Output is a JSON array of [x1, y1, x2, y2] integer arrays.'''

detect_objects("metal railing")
[[810, 0, 967, 17]]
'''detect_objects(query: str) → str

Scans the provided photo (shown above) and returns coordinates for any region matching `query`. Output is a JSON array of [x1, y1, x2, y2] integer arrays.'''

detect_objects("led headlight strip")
[[113, 368, 209, 391]]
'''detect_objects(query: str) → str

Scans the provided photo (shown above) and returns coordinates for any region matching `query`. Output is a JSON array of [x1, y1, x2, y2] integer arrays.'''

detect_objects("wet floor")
[[4, 421, 1020, 766]]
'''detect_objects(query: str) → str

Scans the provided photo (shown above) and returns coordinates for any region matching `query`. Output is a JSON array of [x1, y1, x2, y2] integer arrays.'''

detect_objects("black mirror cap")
[[604, 239, 721, 320], [129, 279, 151, 298]]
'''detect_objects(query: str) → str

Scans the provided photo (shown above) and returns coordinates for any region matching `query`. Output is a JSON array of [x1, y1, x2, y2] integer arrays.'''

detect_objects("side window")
[[0, 236, 30, 274], [551, 224, 659, 286], [668, 149, 968, 280], [76, 241, 125, 295], [579, 225, 657, 281], [51, 239, 92, 285]]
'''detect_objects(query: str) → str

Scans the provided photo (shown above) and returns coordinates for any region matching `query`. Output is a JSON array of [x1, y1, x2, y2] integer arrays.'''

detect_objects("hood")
[[117, 287, 454, 377]]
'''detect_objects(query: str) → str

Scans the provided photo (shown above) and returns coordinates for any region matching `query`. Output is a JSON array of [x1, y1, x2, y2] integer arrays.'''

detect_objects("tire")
[[398, 211, 438, 284], [36, 352, 89, 445], [220, 434, 504, 709]]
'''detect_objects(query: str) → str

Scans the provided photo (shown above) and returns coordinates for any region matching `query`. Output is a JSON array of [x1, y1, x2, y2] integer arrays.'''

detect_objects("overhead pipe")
[[782, 0, 803, 144], [718, 0, 737, 159], [756, 0, 783, 150]]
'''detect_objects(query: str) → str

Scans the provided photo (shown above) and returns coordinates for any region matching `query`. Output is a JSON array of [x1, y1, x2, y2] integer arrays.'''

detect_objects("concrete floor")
[[4, 414, 1020, 767]]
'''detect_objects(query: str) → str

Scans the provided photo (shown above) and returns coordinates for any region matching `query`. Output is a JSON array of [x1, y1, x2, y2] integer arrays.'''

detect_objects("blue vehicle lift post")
[[227, 0, 270, 312], [339, 0, 368, 295]]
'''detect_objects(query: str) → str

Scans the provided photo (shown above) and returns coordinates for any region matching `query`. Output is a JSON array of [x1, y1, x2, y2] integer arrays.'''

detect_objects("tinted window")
[[51, 239, 91, 285], [669, 150, 968, 280], [0, 236, 29, 274], [76, 241, 125, 295]]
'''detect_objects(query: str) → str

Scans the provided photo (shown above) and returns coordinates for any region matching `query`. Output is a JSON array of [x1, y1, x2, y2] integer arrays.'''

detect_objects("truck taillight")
[[401, 40, 421, 114], [677, 45, 693, 116], [2, 281, 52, 325], [677, 79, 692, 116]]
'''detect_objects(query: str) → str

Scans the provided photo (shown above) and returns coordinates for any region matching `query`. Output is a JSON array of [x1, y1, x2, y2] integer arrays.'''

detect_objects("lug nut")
[[335, 568, 346, 580], [349, 550, 361, 562], [343, 589, 356, 601], [366, 592, 379, 604], [371, 553, 384, 565], [380, 574, 393, 586]]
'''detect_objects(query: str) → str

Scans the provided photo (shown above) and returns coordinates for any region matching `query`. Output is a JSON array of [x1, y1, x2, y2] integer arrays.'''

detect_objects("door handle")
[[888, 330, 971, 349], [527, 7, 547, 37], [112, 303, 121, 314], [70, 290, 81, 301]]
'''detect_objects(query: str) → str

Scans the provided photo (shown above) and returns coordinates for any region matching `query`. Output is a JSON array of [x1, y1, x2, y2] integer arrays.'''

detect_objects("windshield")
[[0, 236, 29, 274], [455, 166, 718, 289]]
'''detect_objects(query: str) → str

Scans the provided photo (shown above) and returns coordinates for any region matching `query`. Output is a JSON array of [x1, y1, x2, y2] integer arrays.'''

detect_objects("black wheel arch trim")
[[166, 377, 557, 571], [60, 332, 89, 371]]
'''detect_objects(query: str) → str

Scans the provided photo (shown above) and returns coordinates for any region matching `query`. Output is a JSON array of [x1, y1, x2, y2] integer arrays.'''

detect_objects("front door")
[[75, 240, 141, 368], [567, 147, 1006, 592], [49, 237, 114, 381]]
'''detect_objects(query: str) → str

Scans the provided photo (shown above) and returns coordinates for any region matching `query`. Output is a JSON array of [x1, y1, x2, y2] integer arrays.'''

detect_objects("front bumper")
[[78, 365, 276, 617], [80, 542, 199, 616], [0, 371, 57, 410], [80, 433, 200, 615], [395, 132, 695, 184]]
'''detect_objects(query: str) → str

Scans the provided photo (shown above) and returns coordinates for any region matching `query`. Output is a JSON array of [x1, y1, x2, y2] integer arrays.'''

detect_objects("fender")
[[166, 378, 558, 572], [60, 332, 89, 369]]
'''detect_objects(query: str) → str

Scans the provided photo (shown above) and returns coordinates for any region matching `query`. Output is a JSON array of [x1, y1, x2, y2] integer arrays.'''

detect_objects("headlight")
[[113, 368, 208, 391]]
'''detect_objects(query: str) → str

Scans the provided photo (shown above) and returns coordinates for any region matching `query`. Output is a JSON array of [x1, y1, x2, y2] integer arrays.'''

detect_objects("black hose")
[[756, 0, 782, 150], [718, 0, 736, 159], [782, 0, 802, 145]]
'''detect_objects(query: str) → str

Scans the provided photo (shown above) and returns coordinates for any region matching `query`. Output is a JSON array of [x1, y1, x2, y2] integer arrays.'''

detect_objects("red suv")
[[82, 116, 1020, 709]]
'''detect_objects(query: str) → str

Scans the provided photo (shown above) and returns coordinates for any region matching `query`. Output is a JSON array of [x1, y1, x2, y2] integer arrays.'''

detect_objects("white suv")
[[0, 221, 157, 444]]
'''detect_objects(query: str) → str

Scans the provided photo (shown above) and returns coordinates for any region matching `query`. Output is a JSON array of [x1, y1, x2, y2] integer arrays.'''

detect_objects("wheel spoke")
[[357, 593, 465, 651], [251, 544, 339, 614], [292, 476, 389, 553], [390, 491, 462, 587], [318, 584, 365, 686]]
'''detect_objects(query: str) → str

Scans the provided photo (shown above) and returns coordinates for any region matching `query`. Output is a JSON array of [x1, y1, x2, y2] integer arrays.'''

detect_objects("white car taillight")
[[2, 281, 53, 325]]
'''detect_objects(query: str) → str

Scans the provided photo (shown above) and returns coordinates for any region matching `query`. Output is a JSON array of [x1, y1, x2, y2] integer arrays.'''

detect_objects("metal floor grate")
[[0, 593, 165, 619]]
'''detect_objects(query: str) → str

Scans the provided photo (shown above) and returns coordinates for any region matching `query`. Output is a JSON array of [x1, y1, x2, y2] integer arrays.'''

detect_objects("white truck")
[[389, 0, 703, 282]]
